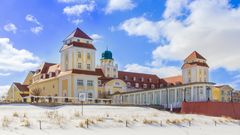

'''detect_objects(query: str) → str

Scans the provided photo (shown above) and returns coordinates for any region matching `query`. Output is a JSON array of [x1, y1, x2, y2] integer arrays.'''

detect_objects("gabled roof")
[[185, 51, 206, 61], [40, 62, 56, 74], [64, 27, 92, 41], [13, 82, 29, 92]]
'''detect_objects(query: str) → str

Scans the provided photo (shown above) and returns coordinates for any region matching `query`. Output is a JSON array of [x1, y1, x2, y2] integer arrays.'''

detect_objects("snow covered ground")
[[0, 104, 239, 135]]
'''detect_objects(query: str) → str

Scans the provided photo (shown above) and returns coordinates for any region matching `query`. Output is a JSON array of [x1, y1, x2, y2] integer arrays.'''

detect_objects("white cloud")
[[124, 64, 181, 77], [25, 14, 43, 34], [119, 17, 164, 42], [90, 34, 102, 40], [120, 0, 240, 73], [72, 19, 83, 25], [58, 0, 77, 3], [63, 1, 95, 16], [0, 72, 11, 76], [0, 85, 10, 98], [0, 38, 40, 73], [30, 26, 43, 34], [163, 0, 190, 19], [3, 23, 17, 34], [105, 0, 135, 14], [25, 14, 40, 25]]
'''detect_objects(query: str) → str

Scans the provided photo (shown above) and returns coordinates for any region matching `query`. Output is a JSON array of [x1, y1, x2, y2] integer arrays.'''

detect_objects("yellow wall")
[[6, 85, 23, 102], [62, 79, 68, 96], [29, 78, 59, 97], [23, 72, 34, 85], [104, 79, 127, 94], [212, 87, 221, 101]]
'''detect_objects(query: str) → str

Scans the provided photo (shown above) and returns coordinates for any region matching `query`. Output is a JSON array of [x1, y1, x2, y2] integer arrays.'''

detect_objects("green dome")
[[101, 50, 113, 60]]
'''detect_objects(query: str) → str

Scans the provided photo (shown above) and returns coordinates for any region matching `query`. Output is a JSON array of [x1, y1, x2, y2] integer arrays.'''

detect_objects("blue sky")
[[0, 0, 240, 95]]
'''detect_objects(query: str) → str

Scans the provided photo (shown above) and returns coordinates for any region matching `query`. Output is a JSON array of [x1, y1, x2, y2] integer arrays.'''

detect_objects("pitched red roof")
[[72, 68, 104, 76], [162, 75, 183, 85], [65, 27, 92, 40], [67, 41, 96, 50], [40, 62, 56, 74], [182, 62, 209, 69], [185, 51, 206, 61], [118, 71, 160, 89], [13, 82, 29, 92]]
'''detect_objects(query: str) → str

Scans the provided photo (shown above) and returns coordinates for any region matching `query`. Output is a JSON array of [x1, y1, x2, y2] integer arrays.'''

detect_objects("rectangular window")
[[87, 64, 91, 70], [78, 52, 81, 58], [87, 80, 93, 86], [77, 63, 81, 69], [77, 80, 83, 86], [135, 83, 139, 88], [87, 53, 91, 59]]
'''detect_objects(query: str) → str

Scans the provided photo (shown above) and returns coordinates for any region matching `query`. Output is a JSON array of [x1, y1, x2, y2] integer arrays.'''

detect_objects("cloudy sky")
[[0, 0, 240, 96]]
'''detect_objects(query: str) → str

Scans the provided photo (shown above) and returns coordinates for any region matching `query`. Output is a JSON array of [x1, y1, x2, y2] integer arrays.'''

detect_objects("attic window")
[[124, 76, 128, 80], [77, 39, 80, 42], [151, 84, 155, 89], [148, 78, 152, 82], [133, 77, 136, 81], [141, 77, 144, 82]]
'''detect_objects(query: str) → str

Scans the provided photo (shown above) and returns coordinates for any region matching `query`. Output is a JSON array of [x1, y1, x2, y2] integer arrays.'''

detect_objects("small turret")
[[100, 49, 118, 78]]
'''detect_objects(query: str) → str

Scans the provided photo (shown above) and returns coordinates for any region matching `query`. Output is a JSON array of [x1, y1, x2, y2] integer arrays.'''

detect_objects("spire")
[[64, 27, 92, 41]]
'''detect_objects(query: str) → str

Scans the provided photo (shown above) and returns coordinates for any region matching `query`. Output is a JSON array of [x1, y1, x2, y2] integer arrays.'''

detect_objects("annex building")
[[5, 28, 234, 108]]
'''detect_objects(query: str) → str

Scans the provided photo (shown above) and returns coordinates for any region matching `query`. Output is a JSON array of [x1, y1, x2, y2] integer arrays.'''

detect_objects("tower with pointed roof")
[[99, 49, 118, 78], [182, 51, 209, 84], [60, 27, 96, 72]]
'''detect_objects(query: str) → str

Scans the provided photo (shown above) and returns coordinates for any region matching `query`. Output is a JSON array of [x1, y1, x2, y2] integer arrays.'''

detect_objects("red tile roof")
[[67, 41, 96, 50], [72, 68, 104, 76], [118, 71, 160, 89], [65, 27, 92, 40], [182, 62, 209, 69], [40, 62, 56, 74], [162, 75, 183, 85], [13, 82, 29, 92], [185, 51, 206, 61]]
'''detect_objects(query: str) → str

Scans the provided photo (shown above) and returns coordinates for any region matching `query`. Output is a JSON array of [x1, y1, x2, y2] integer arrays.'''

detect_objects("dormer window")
[[124, 76, 128, 80], [127, 82, 131, 87], [148, 78, 152, 82], [135, 83, 139, 88], [141, 77, 144, 82], [133, 77, 136, 81], [151, 84, 155, 89]]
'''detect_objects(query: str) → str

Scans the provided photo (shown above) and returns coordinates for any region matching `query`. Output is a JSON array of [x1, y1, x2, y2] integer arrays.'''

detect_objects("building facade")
[[212, 85, 233, 102], [5, 28, 234, 107]]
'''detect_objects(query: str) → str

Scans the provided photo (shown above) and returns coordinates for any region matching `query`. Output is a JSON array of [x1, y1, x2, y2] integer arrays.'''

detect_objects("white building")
[[112, 51, 215, 108]]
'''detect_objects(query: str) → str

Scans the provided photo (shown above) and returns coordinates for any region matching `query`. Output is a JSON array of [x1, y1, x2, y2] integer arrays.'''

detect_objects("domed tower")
[[182, 51, 209, 84], [100, 49, 118, 78]]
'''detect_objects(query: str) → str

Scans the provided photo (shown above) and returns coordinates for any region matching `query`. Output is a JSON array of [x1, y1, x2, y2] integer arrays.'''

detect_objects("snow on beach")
[[0, 104, 239, 135]]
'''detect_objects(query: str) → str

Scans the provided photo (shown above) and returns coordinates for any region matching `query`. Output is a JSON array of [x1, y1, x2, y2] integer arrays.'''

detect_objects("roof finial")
[[106, 45, 108, 51]]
